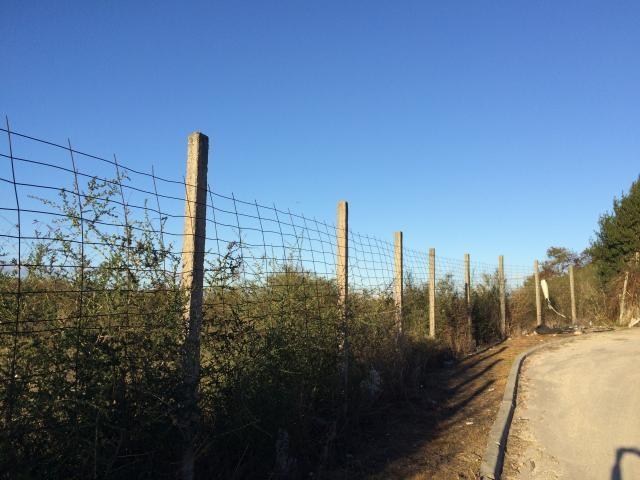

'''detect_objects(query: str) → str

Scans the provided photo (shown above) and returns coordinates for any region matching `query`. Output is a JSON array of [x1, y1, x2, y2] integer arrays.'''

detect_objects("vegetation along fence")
[[0, 123, 585, 479]]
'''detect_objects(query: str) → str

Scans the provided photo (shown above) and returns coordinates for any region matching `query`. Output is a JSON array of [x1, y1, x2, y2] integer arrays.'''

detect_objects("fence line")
[[0, 124, 578, 478]]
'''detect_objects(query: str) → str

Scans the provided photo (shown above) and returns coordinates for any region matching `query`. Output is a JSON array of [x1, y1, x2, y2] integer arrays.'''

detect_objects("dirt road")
[[329, 335, 567, 479], [503, 328, 640, 480]]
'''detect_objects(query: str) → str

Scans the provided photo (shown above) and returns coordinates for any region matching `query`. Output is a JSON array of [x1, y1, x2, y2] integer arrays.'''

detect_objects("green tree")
[[541, 246, 586, 275], [590, 176, 640, 283]]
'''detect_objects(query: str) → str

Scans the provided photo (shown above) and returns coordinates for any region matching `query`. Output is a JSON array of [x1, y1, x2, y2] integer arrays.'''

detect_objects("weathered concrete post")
[[337, 201, 348, 320], [534, 260, 542, 327], [498, 255, 506, 337], [180, 132, 209, 480], [429, 248, 436, 338], [464, 253, 472, 339], [394, 231, 403, 335], [336, 201, 349, 408], [569, 265, 577, 325]]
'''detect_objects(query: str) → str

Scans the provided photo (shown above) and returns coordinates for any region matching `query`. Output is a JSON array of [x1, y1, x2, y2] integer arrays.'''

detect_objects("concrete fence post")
[[569, 265, 577, 325], [337, 201, 348, 320], [429, 248, 436, 338], [336, 201, 349, 382], [464, 253, 472, 339], [394, 231, 403, 335], [180, 132, 209, 480], [534, 260, 542, 327], [498, 255, 506, 337]]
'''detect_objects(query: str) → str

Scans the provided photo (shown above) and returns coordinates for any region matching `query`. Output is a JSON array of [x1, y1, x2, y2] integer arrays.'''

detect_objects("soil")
[[327, 335, 566, 480]]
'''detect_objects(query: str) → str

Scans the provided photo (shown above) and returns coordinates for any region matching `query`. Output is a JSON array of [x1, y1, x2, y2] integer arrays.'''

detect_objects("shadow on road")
[[611, 447, 640, 480], [460, 346, 507, 371], [447, 358, 502, 395]]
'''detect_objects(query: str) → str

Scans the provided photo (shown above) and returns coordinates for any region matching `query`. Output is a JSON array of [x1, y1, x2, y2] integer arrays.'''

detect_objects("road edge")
[[478, 335, 576, 480]]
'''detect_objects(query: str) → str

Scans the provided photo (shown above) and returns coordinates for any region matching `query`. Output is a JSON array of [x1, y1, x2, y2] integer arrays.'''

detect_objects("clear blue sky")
[[2, 1, 639, 266]]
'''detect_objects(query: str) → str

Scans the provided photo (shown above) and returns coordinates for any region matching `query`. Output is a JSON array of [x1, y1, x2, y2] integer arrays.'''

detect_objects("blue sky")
[[2, 1, 639, 267]]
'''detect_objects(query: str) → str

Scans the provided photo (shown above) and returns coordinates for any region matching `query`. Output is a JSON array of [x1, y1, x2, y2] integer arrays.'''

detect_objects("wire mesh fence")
[[0, 124, 580, 478]]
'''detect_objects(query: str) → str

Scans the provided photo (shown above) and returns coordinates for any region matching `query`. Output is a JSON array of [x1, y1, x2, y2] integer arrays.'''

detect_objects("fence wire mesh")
[[0, 124, 576, 478]]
